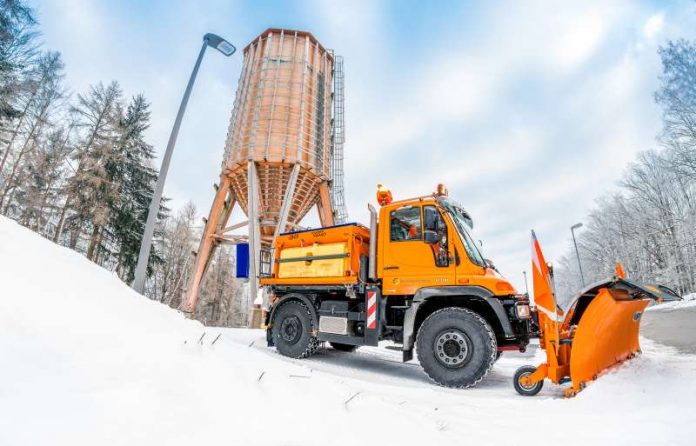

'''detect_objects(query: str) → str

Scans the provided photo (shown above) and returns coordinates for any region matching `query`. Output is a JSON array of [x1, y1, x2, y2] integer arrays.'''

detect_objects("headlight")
[[515, 303, 531, 319]]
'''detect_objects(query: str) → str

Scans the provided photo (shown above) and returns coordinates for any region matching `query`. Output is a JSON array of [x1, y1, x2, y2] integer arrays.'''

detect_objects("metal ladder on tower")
[[330, 54, 349, 224]]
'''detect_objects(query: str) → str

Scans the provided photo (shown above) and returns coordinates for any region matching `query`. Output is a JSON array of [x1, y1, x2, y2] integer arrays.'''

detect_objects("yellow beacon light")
[[376, 184, 393, 206]]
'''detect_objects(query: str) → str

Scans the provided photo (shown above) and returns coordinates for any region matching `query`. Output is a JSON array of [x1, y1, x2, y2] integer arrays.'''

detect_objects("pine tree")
[[109, 94, 163, 282]]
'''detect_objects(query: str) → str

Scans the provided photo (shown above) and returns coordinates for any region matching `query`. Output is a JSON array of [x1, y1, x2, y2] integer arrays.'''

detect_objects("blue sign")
[[236, 243, 250, 278]]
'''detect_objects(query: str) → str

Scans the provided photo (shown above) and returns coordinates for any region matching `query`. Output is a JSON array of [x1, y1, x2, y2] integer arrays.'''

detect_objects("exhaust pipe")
[[368, 204, 377, 280]]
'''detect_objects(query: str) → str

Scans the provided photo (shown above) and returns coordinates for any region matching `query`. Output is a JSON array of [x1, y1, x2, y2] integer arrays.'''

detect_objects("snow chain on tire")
[[272, 299, 319, 359]]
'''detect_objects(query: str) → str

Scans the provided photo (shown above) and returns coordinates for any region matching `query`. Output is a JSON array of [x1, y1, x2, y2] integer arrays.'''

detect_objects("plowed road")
[[642, 306, 696, 354]]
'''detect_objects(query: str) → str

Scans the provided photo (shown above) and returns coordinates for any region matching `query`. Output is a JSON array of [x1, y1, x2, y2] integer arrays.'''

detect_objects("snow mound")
[[1, 216, 695, 445], [648, 292, 696, 312]]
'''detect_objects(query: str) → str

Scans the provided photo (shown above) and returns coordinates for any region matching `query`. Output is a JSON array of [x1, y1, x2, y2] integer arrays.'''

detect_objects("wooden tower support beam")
[[217, 187, 237, 235], [273, 163, 301, 241], [247, 161, 262, 309], [317, 181, 335, 227], [181, 174, 233, 313]]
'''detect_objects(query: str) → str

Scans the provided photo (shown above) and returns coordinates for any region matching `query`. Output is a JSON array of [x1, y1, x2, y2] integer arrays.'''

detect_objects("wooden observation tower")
[[182, 28, 347, 315]]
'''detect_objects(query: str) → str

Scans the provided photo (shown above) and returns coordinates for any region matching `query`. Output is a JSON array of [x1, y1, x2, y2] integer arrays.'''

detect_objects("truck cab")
[[261, 185, 532, 388]]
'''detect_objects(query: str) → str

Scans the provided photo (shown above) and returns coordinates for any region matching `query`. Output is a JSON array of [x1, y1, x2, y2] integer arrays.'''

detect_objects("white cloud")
[[550, 9, 611, 70], [643, 12, 665, 39]]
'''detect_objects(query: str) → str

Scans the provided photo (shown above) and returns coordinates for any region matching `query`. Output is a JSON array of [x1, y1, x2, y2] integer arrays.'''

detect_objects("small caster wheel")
[[514, 365, 543, 396]]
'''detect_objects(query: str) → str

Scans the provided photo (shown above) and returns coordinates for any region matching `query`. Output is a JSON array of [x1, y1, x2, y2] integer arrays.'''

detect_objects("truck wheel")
[[513, 365, 543, 396], [272, 300, 318, 359], [330, 342, 359, 352], [416, 307, 496, 388]]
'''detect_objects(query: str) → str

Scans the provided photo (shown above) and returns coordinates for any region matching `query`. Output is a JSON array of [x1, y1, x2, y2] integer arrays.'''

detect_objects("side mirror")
[[485, 258, 497, 271], [424, 230, 440, 244]]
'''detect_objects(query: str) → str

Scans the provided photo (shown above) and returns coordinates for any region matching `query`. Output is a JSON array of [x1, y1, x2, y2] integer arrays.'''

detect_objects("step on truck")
[[261, 184, 533, 388]]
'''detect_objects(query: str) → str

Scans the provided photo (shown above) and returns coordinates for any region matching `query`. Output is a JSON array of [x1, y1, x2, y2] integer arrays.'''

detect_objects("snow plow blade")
[[563, 281, 662, 395], [568, 288, 646, 391], [514, 232, 681, 397]]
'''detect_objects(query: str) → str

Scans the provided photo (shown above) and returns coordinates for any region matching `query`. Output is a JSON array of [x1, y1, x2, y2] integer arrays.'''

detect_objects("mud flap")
[[569, 288, 649, 392]]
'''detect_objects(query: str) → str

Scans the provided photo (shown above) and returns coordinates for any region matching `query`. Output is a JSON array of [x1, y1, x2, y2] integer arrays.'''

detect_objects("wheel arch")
[[403, 286, 513, 352]]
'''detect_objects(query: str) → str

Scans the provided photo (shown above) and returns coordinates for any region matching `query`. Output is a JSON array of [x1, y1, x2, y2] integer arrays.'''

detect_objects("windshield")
[[438, 198, 486, 267]]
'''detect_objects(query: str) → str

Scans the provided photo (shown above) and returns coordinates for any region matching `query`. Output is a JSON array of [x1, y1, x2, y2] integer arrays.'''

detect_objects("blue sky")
[[32, 0, 696, 290]]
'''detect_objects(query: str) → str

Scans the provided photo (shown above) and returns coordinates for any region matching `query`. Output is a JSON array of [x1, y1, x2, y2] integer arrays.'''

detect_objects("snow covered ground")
[[1, 215, 695, 445]]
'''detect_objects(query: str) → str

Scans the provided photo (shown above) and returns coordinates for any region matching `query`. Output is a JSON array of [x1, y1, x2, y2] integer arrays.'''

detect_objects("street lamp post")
[[571, 222, 585, 287], [132, 33, 236, 294], [522, 270, 529, 295]]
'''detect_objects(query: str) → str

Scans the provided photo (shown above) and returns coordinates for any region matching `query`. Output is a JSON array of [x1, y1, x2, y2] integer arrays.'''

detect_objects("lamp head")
[[204, 33, 236, 56]]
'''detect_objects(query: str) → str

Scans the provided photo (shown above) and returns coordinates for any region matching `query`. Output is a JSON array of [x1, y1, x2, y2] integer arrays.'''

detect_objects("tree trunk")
[[53, 192, 72, 243], [86, 224, 101, 261], [68, 226, 80, 249]]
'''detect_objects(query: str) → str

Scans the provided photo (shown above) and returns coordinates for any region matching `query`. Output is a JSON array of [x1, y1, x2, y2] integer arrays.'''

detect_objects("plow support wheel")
[[568, 288, 649, 394]]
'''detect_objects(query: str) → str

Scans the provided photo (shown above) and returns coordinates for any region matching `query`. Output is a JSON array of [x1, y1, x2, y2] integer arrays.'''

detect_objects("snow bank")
[[1, 216, 695, 445], [647, 292, 696, 312]]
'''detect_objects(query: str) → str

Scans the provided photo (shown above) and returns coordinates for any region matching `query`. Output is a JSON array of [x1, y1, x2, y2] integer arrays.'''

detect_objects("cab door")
[[381, 204, 456, 295]]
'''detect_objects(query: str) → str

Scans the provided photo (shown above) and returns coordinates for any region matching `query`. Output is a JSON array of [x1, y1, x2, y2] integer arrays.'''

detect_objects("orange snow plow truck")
[[260, 185, 679, 394]]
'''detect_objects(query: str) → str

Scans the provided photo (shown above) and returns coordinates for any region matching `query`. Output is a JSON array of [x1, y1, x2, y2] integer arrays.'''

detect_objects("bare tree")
[[146, 202, 197, 306], [556, 39, 696, 302], [53, 81, 121, 251], [15, 126, 72, 233]]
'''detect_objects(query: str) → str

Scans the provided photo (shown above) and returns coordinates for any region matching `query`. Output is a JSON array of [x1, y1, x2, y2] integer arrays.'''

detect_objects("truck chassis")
[[265, 281, 532, 388]]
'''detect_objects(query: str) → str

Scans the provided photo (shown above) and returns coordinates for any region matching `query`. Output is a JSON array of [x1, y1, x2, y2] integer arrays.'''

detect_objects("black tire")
[[329, 342, 359, 352], [416, 307, 497, 388], [495, 351, 503, 362], [513, 365, 543, 396], [271, 300, 318, 359]]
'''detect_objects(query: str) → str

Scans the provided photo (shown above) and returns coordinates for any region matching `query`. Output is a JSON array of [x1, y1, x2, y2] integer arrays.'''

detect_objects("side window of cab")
[[390, 206, 422, 241], [423, 205, 449, 267]]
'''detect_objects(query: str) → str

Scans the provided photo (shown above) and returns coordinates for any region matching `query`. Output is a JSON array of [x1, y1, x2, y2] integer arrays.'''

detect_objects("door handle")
[[384, 266, 399, 270]]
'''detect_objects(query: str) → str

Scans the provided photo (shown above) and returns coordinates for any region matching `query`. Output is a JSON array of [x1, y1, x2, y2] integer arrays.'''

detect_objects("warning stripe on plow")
[[367, 291, 377, 329]]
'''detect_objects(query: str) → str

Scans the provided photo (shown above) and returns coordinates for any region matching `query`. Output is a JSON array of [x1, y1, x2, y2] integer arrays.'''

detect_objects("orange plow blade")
[[514, 231, 682, 397], [566, 287, 649, 395]]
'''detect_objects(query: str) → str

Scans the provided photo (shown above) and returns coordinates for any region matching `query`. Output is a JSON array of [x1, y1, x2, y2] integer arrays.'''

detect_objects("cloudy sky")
[[31, 0, 696, 291]]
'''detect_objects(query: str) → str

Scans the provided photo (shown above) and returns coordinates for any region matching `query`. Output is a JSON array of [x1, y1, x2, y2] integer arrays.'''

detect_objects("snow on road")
[[1, 215, 695, 446]]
